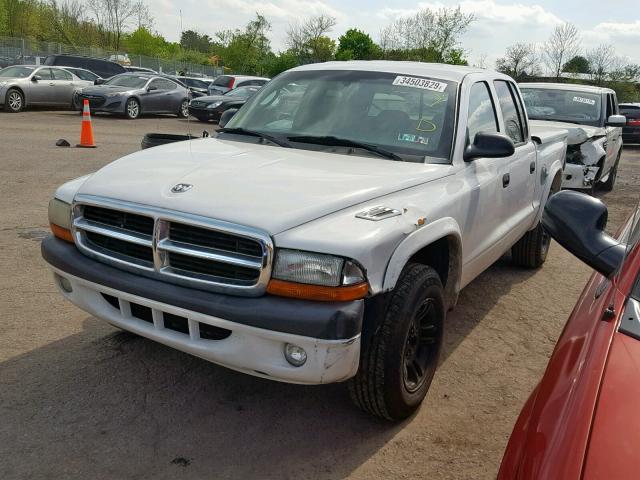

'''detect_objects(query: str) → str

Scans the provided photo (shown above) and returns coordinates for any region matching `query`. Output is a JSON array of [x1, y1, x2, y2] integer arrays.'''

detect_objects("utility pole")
[[180, 10, 183, 37]]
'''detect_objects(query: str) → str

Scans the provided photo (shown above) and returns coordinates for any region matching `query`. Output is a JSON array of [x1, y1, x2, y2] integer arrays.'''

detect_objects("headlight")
[[48, 198, 74, 243], [268, 249, 368, 301], [108, 92, 123, 97], [207, 101, 223, 109]]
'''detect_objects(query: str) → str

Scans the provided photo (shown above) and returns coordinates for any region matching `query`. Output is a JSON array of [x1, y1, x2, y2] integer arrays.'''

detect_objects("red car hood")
[[582, 331, 640, 479]]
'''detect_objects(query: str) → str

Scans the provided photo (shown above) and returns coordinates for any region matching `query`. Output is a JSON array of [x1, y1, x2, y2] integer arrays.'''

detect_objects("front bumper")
[[74, 93, 124, 112], [188, 106, 223, 121], [42, 236, 362, 384], [561, 163, 600, 190]]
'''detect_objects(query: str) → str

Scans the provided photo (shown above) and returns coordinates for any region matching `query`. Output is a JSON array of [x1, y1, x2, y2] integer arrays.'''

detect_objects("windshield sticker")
[[573, 96, 596, 106], [398, 133, 429, 145], [393, 76, 447, 92], [416, 119, 437, 132]]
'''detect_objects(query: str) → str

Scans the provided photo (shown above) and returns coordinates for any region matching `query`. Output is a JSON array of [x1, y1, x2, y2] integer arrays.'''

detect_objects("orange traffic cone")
[[77, 99, 96, 148]]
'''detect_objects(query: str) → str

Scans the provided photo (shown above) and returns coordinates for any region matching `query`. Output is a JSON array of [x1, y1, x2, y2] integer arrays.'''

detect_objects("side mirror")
[[606, 114, 626, 127], [463, 132, 515, 162], [542, 190, 626, 277], [147, 85, 158, 92], [94, 78, 104, 85], [219, 108, 238, 128], [31, 75, 41, 82]]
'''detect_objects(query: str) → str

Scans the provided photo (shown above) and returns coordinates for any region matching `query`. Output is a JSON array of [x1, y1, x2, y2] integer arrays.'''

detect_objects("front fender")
[[382, 217, 462, 308]]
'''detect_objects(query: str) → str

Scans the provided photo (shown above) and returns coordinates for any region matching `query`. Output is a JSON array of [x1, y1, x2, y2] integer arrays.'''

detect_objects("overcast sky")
[[150, 0, 640, 67]]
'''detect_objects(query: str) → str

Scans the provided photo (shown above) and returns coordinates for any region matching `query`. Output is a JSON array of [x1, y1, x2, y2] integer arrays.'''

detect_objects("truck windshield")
[[521, 87, 602, 127], [225, 70, 458, 163]]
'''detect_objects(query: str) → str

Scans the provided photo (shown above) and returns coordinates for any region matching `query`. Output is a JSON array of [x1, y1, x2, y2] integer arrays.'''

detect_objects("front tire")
[[600, 154, 620, 192], [125, 98, 140, 119], [349, 263, 444, 421], [5, 88, 24, 112]]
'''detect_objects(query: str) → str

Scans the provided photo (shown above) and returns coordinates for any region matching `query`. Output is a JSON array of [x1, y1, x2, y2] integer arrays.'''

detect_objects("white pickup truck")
[[43, 62, 567, 420], [520, 83, 626, 193]]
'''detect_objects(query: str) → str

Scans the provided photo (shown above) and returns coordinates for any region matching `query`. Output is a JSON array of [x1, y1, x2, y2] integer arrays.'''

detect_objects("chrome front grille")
[[71, 195, 273, 296]]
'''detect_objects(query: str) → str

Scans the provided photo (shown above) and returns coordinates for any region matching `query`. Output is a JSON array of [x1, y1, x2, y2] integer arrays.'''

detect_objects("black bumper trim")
[[42, 236, 363, 340]]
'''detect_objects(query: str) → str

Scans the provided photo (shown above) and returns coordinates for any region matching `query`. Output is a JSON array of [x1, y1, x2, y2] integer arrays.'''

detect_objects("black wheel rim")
[[402, 298, 440, 393]]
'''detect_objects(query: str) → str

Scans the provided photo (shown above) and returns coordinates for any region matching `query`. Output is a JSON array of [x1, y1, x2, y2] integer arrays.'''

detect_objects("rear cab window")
[[212, 76, 233, 87], [493, 80, 525, 144]]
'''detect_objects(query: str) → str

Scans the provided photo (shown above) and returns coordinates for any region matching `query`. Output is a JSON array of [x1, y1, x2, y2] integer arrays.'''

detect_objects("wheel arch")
[[6, 85, 26, 106], [532, 163, 563, 226], [382, 217, 462, 310]]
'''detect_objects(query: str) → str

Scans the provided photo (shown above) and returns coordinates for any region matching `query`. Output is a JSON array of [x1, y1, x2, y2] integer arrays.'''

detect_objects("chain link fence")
[[0, 36, 223, 78]]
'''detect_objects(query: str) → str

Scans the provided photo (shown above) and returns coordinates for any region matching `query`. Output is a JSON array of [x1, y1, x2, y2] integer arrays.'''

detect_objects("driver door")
[[141, 78, 165, 113]]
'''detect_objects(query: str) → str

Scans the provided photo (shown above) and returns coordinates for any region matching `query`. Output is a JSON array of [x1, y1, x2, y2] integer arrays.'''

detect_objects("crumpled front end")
[[561, 137, 606, 190]]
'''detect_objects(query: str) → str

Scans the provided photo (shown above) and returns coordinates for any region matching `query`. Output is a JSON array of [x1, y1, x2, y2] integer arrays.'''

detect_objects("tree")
[[586, 44, 615, 85], [335, 28, 381, 60], [544, 22, 581, 79], [286, 14, 337, 63], [379, 7, 474, 64], [211, 14, 272, 74], [180, 30, 211, 53], [562, 55, 590, 74], [88, 0, 149, 51], [264, 50, 299, 77], [496, 42, 539, 80]]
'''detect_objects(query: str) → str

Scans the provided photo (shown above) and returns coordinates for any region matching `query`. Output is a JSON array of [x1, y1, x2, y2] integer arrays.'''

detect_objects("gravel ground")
[[1, 110, 638, 479]]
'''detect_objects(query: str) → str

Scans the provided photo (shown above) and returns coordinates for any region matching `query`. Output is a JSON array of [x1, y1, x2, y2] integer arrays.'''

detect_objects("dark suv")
[[44, 55, 125, 79], [620, 103, 640, 144]]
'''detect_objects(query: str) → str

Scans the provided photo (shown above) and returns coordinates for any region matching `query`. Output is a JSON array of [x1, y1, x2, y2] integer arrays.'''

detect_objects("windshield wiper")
[[287, 135, 403, 161], [219, 127, 291, 148], [529, 116, 583, 125]]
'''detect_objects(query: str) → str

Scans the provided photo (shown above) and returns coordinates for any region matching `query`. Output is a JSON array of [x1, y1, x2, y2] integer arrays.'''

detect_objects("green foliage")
[[180, 30, 211, 54], [563, 55, 590, 74], [336, 28, 381, 60], [264, 50, 299, 77]]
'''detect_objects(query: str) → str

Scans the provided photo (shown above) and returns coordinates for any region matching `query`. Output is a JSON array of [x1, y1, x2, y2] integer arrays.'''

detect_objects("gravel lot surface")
[[1, 110, 639, 479]]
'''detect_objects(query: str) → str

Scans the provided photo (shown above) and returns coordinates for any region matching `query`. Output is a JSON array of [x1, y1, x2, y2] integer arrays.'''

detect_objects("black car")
[[44, 54, 126, 79], [173, 76, 212, 98], [620, 103, 640, 144], [188, 86, 260, 122]]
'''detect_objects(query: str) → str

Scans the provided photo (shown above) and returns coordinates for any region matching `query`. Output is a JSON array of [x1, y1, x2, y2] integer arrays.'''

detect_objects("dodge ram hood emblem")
[[171, 183, 193, 193]]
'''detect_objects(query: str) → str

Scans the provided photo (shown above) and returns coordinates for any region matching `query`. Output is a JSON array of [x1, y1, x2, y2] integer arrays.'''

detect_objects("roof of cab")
[[291, 61, 495, 82], [520, 82, 615, 94]]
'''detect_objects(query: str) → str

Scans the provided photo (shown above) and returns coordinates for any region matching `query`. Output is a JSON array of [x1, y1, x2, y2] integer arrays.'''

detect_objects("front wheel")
[[349, 263, 444, 421], [178, 99, 189, 118], [5, 88, 24, 112], [600, 154, 620, 192], [125, 98, 140, 119]]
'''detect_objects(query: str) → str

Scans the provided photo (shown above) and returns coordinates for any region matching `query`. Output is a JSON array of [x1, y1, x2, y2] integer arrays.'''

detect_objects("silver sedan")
[[0, 65, 93, 112]]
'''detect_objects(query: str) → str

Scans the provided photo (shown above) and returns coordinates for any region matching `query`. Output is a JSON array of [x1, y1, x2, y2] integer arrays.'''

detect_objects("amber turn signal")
[[266, 279, 368, 302], [50, 223, 74, 243]]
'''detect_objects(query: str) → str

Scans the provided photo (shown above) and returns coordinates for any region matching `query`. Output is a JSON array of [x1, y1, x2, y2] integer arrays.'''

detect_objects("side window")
[[493, 80, 525, 144], [148, 79, 163, 90], [52, 69, 72, 80], [509, 83, 529, 140], [35, 68, 53, 80], [606, 94, 615, 119], [467, 81, 498, 143], [162, 79, 177, 90]]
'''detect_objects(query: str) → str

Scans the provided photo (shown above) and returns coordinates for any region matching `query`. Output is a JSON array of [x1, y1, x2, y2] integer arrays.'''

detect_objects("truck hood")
[[76, 138, 452, 234], [529, 120, 604, 145]]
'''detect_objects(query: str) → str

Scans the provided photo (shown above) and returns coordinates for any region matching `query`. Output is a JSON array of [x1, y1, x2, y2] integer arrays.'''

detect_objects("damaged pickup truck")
[[520, 83, 626, 193], [42, 62, 567, 420]]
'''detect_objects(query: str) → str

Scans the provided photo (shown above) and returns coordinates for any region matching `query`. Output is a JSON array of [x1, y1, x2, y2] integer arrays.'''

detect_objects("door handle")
[[48, 82, 54, 86], [530, 161, 536, 173], [502, 173, 510, 188]]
